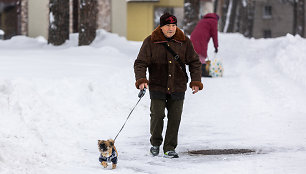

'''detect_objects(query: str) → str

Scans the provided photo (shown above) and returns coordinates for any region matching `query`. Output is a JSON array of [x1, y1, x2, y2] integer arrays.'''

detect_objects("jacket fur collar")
[[151, 26, 186, 43]]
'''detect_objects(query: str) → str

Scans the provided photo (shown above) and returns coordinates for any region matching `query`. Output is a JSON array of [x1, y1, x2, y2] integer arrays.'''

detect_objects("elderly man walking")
[[134, 13, 203, 158]]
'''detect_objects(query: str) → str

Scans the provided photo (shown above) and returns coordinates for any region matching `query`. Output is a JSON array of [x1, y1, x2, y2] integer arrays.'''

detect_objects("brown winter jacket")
[[134, 26, 203, 94]]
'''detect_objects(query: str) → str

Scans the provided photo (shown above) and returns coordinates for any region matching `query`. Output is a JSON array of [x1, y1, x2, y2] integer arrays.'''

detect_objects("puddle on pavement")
[[187, 149, 258, 155]]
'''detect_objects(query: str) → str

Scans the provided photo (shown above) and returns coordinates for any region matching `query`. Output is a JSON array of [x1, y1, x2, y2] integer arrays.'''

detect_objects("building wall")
[[127, 0, 183, 41], [28, 0, 49, 39], [156, 0, 184, 6], [127, 3, 153, 41], [112, 0, 127, 37], [252, 0, 293, 38]]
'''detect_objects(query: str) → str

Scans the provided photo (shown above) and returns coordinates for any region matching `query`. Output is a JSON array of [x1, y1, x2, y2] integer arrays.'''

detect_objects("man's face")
[[161, 24, 176, 38]]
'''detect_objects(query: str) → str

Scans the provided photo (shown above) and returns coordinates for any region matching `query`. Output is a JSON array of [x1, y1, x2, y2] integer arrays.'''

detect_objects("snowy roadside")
[[1, 31, 306, 174]]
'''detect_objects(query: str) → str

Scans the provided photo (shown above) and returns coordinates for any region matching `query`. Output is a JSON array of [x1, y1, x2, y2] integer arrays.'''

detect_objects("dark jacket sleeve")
[[134, 36, 151, 89], [185, 38, 203, 90]]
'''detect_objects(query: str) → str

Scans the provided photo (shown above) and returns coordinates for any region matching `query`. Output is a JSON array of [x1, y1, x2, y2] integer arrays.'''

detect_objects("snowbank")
[[1, 30, 306, 174]]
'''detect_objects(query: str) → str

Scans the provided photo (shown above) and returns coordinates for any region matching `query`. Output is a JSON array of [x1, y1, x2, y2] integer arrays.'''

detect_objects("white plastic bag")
[[209, 54, 224, 77]]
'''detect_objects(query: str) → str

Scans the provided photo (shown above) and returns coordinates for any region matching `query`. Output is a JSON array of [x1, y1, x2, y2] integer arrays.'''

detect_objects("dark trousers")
[[150, 99, 184, 152]]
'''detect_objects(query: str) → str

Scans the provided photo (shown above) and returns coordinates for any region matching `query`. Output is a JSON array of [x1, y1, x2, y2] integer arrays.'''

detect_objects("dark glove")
[[215, 48, 218, 53]]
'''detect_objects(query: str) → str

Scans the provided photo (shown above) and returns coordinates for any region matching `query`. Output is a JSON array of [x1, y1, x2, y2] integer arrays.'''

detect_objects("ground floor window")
[[263, 29, 272, 38]]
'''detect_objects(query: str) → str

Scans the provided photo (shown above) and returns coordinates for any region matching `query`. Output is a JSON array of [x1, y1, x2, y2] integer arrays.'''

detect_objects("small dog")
[[98, 139, 118, 169]]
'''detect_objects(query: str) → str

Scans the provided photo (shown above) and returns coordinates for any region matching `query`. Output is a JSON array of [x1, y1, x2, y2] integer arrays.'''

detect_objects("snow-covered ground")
[[1, 30, 306, 174]]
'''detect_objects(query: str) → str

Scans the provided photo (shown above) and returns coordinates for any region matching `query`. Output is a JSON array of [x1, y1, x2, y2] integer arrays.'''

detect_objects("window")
[[263, 5, 272, 18], [263, 30, 272, 38]]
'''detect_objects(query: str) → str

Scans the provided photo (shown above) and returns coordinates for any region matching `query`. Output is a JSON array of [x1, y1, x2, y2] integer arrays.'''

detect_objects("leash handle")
[[138, 87, 146, 98]]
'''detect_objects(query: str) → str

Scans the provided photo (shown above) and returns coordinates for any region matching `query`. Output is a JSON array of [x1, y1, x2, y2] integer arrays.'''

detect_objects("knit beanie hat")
[[160, 13, 177, 27]]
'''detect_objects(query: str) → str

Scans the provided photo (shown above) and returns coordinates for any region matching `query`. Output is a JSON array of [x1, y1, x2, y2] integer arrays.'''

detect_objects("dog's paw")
[[112, 163, 116, 169], [101, 161, 108, 168]]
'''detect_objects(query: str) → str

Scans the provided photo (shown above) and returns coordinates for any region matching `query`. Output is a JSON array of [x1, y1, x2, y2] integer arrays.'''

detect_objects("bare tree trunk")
[[220, 0, 254, 37], [78, 0, 97, 46], [73, 0, 79, 33], [214, 0, 219, 13], [16, 0, 21, 35], [238, 0, 247, 36], [293, 0, 297, 35], [220, 0, 229, 32], [226, 0, 238, 32], [296, 0, 305, 36], [286, 0, 304, 36], [48, 0, 70, 45], [183, 0, 200, 35], [3, 0, 19, 39], [238, 0, 254, 38], [245, 0, 255, 38], [236, 0, 243, 33]]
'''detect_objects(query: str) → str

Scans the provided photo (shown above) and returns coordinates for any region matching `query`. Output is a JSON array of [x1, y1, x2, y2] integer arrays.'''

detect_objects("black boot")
[[150, 146, 160, 156], [164, 151, 179, 158], [201, 64, 212, 77]]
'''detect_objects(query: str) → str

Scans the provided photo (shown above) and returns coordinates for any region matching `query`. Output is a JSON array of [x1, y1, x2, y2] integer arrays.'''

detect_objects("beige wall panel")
[[112, 0, 127, 37], [28, 0, 49, 39], [127, 3, 154, 41], [158, 0, 184, 7]]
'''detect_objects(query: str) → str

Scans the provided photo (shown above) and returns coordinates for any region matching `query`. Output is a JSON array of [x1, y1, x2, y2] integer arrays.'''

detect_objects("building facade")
[[253, 0, 299, 38], [216, 0, 306, 38], [0, 0, 217, 41]]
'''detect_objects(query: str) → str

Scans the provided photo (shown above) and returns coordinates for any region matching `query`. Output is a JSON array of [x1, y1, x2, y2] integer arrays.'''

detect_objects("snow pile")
[[0, 30, 306, 174], [274, 34, 306, 87], [218, 33, 306, 87]]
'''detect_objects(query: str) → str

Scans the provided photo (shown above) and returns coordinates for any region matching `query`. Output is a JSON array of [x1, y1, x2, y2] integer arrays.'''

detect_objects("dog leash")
[[113, 88, 146, 141]]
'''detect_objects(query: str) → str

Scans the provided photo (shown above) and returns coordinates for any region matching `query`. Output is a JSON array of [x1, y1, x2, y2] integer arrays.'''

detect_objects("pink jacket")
[[190, 13, 219, 58]]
